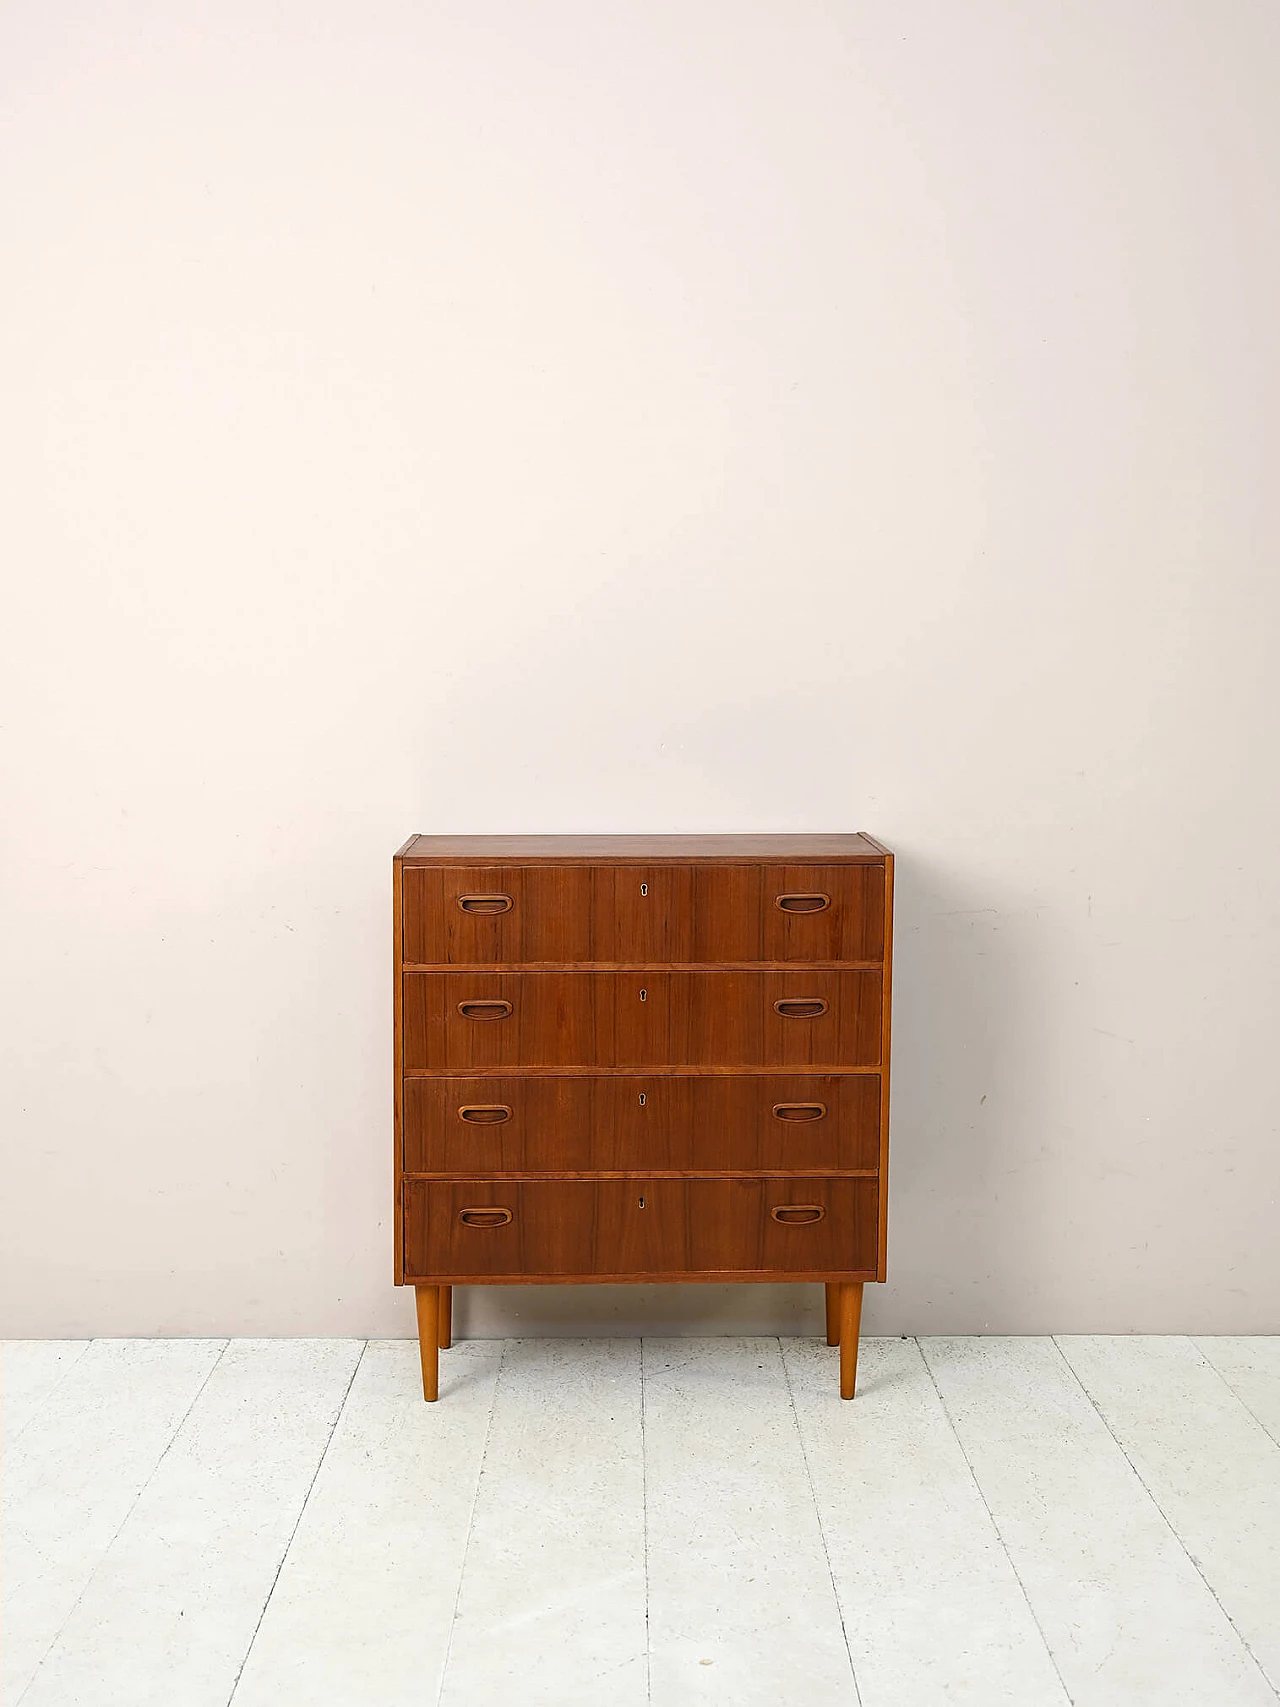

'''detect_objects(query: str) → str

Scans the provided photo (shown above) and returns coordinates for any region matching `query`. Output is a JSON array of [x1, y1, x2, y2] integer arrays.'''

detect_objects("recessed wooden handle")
[[457, 999, 513, 1020], [458, 1206, 513, 1228], [458, 1104, 512, 1124], [457, 894, 513, 915], [772, 1102, 827, 1122], [775, 893, 831, 914], [771, 1204, 826, 1225], [773, 998, 829, 1018]]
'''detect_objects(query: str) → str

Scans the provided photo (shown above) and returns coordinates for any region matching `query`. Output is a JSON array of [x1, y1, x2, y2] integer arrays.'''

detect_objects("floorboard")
[[1060, 1334, 1280, 1694], [0, 1340, 91, 1449], [2, 1339, 224, 1703], [5, 1334, 1279, 1707], [438, 1338, 648, 1707], [231, 1338, 504, 1707], [783, 1336, 1069, 1707], [920, 1336, 1276, 1707], [643, 1336, 856, 1707], [1196, 1336, 1280, 1447], [19, 1339, 362, 1707]]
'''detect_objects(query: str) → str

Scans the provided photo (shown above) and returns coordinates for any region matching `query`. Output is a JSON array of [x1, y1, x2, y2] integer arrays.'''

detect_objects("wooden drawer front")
[[402, 970, 882, 1070], [403, 1074, 880, 1174], [401, 864, 883, 965], [691, 864, 884, 963], [403, 1177, 879, 1280]]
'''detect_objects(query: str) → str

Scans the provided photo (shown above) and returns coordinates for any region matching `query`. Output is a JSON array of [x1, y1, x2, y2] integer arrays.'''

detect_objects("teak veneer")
[[394, 833, 893, 1401]]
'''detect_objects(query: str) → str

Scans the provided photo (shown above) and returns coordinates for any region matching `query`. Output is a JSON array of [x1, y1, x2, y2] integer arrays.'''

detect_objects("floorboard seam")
[[14, 1338, 232, 1707], [780, 1337, 864, 1707], [224, 1339, 368, 1707], [1051, 1336, 1280, 1703], [7, 1341, 93, 1452], [639, 1337, 653, 1707], [434, 1338, 506, 1707], [1192, 1339, 1280, 1452], [917, 1338, 1076, 1707]]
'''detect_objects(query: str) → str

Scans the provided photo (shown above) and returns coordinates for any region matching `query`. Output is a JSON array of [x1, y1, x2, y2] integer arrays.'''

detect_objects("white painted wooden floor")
[[4, 1336, 1279, 1707]]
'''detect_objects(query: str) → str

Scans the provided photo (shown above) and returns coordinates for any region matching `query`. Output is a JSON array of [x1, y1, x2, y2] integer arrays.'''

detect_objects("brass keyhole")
[[638, 1196, 646, 1208], [639, 988, 647, 1002], [639, 1092, 646, 1106], [640, 883, 648, 896]]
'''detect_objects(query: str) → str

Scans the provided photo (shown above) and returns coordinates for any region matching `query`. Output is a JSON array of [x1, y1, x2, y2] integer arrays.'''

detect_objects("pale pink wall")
[[2, 2, 1278, 1335]]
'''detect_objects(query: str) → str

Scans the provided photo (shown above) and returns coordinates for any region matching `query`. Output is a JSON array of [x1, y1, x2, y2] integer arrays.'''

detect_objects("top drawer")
[[401, 864, 885, 965]]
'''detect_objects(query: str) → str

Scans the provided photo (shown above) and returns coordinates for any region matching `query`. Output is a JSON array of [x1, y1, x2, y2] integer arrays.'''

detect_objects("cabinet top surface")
[[397, 833, 889, 864]]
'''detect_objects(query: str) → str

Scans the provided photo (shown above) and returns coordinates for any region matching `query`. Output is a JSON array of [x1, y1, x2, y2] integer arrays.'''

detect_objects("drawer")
[[402, 1176, 879, 1280], [402, 1073, 881, 1173], [402, 970, 882, 1070], [400, 864, 884, 965]]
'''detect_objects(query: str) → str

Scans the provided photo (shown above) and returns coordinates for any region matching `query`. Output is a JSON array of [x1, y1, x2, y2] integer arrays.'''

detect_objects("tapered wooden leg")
[[415, 1285, 440, 1401], [839, 1282, 864, 1400], [824, 1282, 840, 1347], [438, 1284, 453, 1350]]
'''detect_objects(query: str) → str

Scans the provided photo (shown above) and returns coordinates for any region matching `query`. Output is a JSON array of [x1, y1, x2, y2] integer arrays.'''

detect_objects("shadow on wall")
[[454, 1280, 827, 1340], [442, 848, 1050, 1340], [876, 850, 1052, 1335]]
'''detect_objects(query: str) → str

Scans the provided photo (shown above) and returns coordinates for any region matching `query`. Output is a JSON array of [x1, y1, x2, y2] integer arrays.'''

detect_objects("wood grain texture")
[[402, 863, 884, 964], [825, 1283, 840, 1346], [393, 856, 405, 1285], [402, 1073, 880, 1174], [403, 1176, 879, 1282], [839, 1282, 864, 1399], [394, 833, 893, 1396], [415, 1287, 439, 1401], [878, 850, 894, 1281], [401, 833, 883, 862], [402, 969, 882, 1071]]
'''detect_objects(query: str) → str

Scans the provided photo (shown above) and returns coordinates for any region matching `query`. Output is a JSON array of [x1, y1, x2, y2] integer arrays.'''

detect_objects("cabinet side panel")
[[393, 855, 405, 1286], [878, 853, 893, 1279]]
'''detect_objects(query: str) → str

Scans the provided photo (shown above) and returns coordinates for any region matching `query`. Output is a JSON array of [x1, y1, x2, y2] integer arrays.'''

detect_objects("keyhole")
[[639, 1092, 646, 1106], [640, 883, 648, 896], [638, 1196, 646, 1208], [639, 988, 647, 1002]]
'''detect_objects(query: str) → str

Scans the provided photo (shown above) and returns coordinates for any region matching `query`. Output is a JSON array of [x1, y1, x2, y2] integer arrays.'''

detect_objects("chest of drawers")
[[394, 834, 893, 1400]]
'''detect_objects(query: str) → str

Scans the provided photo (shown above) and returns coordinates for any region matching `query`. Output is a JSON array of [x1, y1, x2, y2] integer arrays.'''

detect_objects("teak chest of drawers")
[[393, 833, 893, 1400]]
